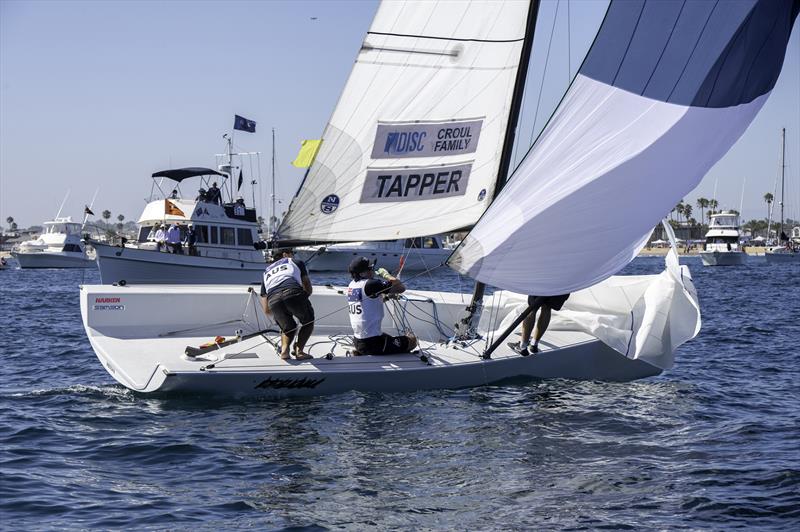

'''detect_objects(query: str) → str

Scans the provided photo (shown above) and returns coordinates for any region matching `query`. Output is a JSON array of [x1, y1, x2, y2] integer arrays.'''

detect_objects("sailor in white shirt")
[[346, 257, 417, 355], [260, 248, 314, 360]]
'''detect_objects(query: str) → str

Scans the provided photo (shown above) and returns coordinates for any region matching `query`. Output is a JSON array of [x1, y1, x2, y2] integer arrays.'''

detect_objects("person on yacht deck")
[[233, 197, 246, 216], [207, 182, 222, 205], [184, 223, 198, 256], [347, 257, 417, 356], [260, 248, 314, 361], [166, 223, 182, 254], [153, 223, 167, 252], [508, 294, 570, 356]]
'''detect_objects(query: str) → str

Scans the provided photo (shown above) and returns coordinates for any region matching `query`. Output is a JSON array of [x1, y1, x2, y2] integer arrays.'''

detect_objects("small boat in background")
[[295, 235, 451, 272], [699, 212, 747, 266], [12, 216, 95, 269], [765, 129, 799, 264]]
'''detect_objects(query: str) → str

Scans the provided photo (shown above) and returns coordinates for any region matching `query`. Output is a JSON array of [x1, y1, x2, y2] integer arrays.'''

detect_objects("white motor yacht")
[[295, 236, 451, 272], [12, 217, 95, 268], [93, 165, 267, 284], [699, 212, 747, 266]]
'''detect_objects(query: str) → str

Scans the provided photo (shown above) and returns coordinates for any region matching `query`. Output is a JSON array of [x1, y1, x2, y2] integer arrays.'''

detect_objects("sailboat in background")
[[765, 128, 800, 263], [79, 0, 798, 396]]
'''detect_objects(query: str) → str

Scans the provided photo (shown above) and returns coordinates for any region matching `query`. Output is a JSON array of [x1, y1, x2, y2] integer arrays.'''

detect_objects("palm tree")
[[675, 201, 685, 224], [696, 197, 708, 226], [102, 210, 111, 225], [116, 214, 125, 231], [5, 216, 13, 226], [764, 192, 773, 220], [684, 204, 693, 224], [708, 199, 718, 221]]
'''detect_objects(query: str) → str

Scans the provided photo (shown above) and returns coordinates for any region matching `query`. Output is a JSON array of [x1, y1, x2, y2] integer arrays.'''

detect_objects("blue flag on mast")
[[234, 115, 256, 133]]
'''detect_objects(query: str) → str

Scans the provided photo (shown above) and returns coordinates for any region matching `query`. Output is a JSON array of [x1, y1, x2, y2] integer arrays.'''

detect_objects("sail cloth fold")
[[278, 0, 530, 241], [496, 223, 700, 370], [449, 0, 799, 295]]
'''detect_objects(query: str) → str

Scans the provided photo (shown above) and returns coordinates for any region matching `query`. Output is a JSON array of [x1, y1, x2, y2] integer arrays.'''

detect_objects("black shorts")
[[528, 294, 570, 311], [268, 286, 314, 334], [354, 334, 410, 355]]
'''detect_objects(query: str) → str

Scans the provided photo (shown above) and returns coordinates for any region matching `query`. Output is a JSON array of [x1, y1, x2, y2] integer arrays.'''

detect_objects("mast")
[[779, 127, 786, 241], [456, 0, 542, 339], [271, 128, 277, 238]]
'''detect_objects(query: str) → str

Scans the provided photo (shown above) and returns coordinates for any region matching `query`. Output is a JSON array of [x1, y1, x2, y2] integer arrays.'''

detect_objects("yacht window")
[[404, 238, 422, 249], [195, 225, 209, 244], [423, 237, 439, 249], [237, 228, 254, 247], [221, 227, 236, 246], [137, 227, 151, 243], [210, 226, 219, 244], [62, 243, 82, 252]]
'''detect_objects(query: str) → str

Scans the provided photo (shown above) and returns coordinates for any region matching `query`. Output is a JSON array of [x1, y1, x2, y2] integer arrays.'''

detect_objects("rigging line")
[[567, 0, 571, 81], [367, 31, 525, 44], [528, 0, 561, 147]]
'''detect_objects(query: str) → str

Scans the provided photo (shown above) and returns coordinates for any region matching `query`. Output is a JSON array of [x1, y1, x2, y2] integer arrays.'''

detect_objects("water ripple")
[[1, 262, 799, 529]]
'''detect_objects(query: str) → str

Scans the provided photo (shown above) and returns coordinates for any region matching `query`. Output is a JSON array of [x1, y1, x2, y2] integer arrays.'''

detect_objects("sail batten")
[[448, 0, 799, 295]]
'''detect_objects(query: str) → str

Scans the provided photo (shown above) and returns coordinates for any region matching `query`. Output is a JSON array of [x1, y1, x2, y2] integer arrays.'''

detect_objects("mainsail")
[[449, 0, 800, 295], [278, 0, 532, 241]]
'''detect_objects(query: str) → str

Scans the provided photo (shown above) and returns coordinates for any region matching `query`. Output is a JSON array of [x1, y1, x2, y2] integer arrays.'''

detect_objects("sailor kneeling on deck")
[[347, 257, 417, 356], [261, 248, 314, 361]]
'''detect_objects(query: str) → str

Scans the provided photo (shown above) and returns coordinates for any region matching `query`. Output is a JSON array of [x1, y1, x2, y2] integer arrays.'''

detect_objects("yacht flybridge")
[[80, 0, 798, 396]]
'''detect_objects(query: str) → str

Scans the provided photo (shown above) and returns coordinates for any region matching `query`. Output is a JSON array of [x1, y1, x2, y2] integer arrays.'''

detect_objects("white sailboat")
[[92, 137, 268, 284], [765, 128, 800, 263], [294, 236, 451, 272], [80, 0, 798, 396]]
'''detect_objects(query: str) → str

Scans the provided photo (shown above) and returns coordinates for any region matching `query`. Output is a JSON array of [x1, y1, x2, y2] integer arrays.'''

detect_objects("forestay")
[[279, 0, 530, 241], [449, 0, 800, 295]]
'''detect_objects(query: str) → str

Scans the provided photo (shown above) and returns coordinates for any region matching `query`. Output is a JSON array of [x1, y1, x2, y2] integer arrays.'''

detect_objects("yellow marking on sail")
[[291, 139, 322, 168]]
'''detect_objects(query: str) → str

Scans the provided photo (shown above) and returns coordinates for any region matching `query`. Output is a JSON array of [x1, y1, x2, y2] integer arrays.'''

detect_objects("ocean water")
[[1, 257, 798, 530]]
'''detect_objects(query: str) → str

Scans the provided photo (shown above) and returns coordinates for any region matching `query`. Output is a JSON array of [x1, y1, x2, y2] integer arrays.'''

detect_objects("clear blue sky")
[[1, 0, 798, 229]]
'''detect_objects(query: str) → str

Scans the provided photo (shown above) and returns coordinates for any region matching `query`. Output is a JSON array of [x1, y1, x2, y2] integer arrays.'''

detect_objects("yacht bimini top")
[[152, 167, 227, 182]]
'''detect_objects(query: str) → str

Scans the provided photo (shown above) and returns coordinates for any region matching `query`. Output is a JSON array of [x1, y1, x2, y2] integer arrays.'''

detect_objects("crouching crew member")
[[261, 248, 314, 360], [347, 257, 417, 356]]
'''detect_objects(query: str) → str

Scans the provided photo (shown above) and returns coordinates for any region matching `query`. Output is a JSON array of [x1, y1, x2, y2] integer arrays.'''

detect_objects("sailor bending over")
[[347, 257, 417, 356], [260, 248, 314, 360]]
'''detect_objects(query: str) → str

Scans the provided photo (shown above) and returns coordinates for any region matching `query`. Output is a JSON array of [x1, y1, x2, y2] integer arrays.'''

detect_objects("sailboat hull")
[[699, 251, 747, 266], [94, 243, 266, 284], [12, 251, 95, 269], [80, 283, 672, 397]]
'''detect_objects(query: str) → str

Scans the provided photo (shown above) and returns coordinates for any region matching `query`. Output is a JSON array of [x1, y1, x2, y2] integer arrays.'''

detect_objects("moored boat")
[[12, 216, 95, 269], [93, 162, 268, 285], [699, 212, 747, 266]]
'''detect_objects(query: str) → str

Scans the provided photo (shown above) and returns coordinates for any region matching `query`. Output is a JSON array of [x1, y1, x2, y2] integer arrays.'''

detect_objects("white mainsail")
[[449, 0, 799, 295], [278, 0, 531, 241]]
